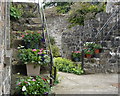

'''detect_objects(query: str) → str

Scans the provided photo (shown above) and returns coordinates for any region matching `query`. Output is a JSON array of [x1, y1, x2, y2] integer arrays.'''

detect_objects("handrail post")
[[81, 49, 84, 71]]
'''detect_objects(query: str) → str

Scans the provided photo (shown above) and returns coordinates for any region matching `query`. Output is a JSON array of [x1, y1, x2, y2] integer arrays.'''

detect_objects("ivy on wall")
[[44, 2, 106, 27], [68, 2, 106, 27]]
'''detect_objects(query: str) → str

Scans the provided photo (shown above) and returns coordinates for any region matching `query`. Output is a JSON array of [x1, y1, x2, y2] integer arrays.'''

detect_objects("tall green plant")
[[10, 3, 23, 20]]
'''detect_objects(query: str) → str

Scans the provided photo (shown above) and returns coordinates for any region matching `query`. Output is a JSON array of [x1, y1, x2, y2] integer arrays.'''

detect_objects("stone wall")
[[106, 0, 120, 13], [61, 11, 120, 73], [46, 14, 69, 55], [45, 4, 120, 73], [0, 0, 11, 95]]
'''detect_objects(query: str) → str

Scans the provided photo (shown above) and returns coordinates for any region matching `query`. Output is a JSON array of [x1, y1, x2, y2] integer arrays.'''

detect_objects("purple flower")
[[41, 38, 45, 42]]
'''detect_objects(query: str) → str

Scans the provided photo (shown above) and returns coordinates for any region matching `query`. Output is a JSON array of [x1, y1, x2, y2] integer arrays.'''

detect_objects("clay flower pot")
[[26, 63, 40, 76], [94, 49, 100, 54], [86, 54, 92, 58]]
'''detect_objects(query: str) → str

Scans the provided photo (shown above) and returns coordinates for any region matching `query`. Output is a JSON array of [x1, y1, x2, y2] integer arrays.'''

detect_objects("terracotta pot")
[[86, 54, 92, 58], [26, 63, 40, 76], [94, 49, 100, 54]]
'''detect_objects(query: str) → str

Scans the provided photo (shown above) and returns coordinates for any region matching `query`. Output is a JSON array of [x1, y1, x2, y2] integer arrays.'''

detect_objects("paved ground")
[[52, 72, 119, 94]]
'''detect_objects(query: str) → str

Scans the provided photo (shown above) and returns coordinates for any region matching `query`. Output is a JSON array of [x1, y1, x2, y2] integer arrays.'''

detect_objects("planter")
[[85, 54, 92, 58], [94, 49, 100, 54], [26, 63, 40, 76]]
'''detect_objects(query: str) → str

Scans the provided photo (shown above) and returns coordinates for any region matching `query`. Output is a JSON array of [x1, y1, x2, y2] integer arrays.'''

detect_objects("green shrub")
[[54, 57, 83, 75], [50, 36, 55, 45], [10, 3, 23, 20], [51, 45, 60, 57]]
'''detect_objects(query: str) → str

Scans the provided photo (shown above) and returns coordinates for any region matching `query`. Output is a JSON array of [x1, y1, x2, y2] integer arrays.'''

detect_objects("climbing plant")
[[68, 2, 106, 27]]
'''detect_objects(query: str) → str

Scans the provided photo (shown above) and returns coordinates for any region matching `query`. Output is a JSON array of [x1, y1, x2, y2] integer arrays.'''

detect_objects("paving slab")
[[52, 72, 119, 95]]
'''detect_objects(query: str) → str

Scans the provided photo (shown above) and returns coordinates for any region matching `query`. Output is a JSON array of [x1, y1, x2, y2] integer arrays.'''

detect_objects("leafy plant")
[[84, 48, 94, 55], [10, 3, 23, 20], [71, 51, 81, 58], [51, 45, 60, 57], [50, 36, 55, 45], [54, 57, 83, 75], [84, 42, 95, 48], [18, 48, 50, 66], [93, 44, 102, 49], [68, 2, 106, 27], [16, 76, 50, 95]]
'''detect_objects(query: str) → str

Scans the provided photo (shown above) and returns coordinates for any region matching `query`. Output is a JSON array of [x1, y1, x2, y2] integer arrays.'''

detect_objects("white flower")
[[22, 86, 26, 91], [17, 47, 20, 49], [21, 46, 24, 48]]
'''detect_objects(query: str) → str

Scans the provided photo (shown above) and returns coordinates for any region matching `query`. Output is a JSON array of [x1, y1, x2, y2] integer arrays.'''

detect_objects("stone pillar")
[[0, 0, 11, 95]]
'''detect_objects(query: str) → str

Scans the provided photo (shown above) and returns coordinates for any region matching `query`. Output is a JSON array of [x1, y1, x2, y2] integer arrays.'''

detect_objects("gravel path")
[[52, 72, 119, 95]]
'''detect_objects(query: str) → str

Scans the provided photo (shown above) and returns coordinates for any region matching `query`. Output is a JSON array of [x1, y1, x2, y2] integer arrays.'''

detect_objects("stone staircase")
[[11, 16, 46, 75], [83, 10, 120, 74]]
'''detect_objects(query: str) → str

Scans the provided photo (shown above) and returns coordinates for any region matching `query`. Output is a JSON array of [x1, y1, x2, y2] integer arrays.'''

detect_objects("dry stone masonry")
[[0, 0, 11, 95], [46, 3, 120, 74]]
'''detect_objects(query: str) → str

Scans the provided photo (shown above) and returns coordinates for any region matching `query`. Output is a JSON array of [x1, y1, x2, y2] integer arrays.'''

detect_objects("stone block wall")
[[46, 14, 69, 55], [45, 4, 119, 73], [0, 0, 11, 95]]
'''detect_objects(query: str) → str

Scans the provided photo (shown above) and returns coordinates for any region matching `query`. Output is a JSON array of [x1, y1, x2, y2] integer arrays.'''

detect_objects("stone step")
[[26, 18, 42, 24], [24, 23, 43, 30]]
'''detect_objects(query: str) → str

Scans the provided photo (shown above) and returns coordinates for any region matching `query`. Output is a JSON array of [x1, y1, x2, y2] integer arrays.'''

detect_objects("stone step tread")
[[26, 18, 42, 24], [24, 23, 42, 26]]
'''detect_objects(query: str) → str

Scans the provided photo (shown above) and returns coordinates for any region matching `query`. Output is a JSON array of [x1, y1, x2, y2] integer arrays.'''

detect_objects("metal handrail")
[[93, 10, 119, 42], [37, 1, 56, 86]]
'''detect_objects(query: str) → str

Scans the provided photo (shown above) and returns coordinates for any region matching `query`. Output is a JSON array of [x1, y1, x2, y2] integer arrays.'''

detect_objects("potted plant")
[[71, 51, 81, 62], [93, 44, 102, 54], [84, 48, 94, 58], [84, 42, 95, 48], [18, 48, 50, 76], [21, 31, 43, 49], [16, 76, 50, 95]]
